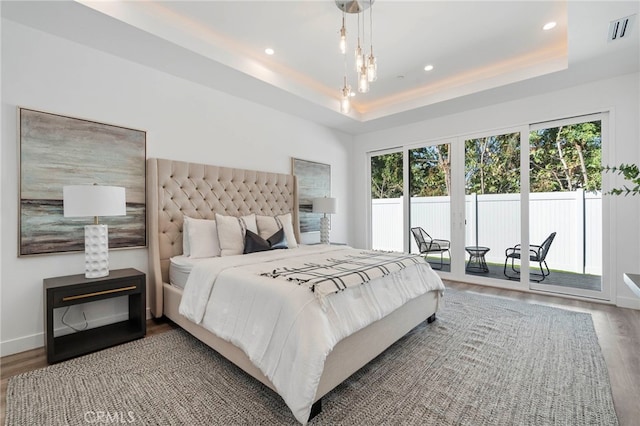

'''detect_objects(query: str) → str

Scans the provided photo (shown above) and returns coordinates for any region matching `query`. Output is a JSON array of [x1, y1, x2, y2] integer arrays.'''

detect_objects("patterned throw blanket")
[[260, 250, 427, 298]]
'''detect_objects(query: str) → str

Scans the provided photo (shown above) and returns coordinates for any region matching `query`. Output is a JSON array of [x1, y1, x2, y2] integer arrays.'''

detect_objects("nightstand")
[[44, 268, 146, 363]]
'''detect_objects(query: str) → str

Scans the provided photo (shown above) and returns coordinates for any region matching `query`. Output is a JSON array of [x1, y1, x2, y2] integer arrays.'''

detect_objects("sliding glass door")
[[528, 115, 607, 299], [370, 150, 403, 252], [464, 132, 521, 279], [409, 143, 452, 271], [366, 113, 610, 301]]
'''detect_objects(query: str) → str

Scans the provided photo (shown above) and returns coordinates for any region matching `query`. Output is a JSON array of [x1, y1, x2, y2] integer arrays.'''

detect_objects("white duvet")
[[179, 245, 445, 424]]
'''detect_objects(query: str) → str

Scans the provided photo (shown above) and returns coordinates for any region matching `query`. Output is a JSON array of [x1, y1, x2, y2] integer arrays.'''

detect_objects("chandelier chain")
[[369, 0, 373, 50], [336, 0, 377, 111]]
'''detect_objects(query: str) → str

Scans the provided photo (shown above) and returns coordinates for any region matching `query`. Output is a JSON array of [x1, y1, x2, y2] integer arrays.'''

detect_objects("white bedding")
[[169, 255, 210, 289], [179, 245, 445, 424]]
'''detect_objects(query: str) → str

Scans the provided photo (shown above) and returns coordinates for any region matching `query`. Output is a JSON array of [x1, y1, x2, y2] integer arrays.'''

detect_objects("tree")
[[370, 121, 602, 198], [371, 152, 403, 198], [409, 145, 450, 197], [465, 133, 520, 195], [529, 121, 601, 192]]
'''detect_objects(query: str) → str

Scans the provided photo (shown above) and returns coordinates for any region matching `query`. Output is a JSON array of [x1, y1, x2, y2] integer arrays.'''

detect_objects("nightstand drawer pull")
[[62, 285, 137, 301]]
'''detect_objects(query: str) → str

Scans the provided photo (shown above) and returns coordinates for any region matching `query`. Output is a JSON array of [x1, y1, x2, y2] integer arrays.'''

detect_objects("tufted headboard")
[[147, 158, 300, 317]]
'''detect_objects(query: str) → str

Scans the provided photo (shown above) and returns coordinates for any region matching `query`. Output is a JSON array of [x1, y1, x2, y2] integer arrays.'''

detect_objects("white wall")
[[352, 72, 640, 309], [0, 20, 353, 356]]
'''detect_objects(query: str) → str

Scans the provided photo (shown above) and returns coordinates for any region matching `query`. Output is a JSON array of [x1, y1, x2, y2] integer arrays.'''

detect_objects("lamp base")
[[85, 224, 109, 278], [320, 216, 330, 245]]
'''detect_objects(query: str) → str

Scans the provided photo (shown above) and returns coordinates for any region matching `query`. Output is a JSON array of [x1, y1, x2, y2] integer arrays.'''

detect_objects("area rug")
[[5, 289, 618, 425]]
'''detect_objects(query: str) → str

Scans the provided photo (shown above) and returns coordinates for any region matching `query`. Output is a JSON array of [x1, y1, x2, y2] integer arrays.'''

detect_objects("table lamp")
[[63, 185, 126, 278], [313, 197, 337, 244]]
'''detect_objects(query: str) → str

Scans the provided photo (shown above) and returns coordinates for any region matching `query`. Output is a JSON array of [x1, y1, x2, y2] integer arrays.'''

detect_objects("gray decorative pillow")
[[243, 228, 287, 254], [256, 213, 298, 249], [267, 228, 288, 250]]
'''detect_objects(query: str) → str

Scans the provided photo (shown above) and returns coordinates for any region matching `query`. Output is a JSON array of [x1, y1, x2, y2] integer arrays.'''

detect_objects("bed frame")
[[147, 158, 440, 421]]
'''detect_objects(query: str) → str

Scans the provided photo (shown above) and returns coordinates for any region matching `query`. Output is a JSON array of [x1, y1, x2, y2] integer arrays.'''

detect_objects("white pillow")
[[278, 213, 298, 249], [256, 213, 298, 249], [184, 216, 221, 259], [215, 213, 258, 256], [256, 215, 280, 240]]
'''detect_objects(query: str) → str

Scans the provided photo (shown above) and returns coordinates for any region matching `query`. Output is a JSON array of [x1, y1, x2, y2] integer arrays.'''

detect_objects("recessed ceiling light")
[[350, 92, 356, 97], [265, 48, 275, 55], [543, 22, 556, 31], [424, 65, 434, 71]]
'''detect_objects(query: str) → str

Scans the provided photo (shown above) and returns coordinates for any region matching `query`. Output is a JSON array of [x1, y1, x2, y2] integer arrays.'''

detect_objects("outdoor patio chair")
[[411, 227, 451, 270], [503, 232, 557, 282]]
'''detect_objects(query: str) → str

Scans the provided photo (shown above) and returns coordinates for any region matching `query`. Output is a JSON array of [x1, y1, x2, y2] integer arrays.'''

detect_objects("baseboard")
[[0, 332, 44, 357], [616, 295, 640, 310], [1, 309, 154, 357]]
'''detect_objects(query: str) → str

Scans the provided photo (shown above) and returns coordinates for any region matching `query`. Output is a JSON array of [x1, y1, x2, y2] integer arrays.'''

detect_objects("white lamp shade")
[[313, 197, 337, 214], [63, 185, 126, 218]]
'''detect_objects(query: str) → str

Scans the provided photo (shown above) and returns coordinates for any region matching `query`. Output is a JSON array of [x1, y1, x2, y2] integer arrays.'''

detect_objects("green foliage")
[[372, 146, 451, 198], [529, 121, 601, 192], [465, 133, 520, 194], [602, 164, 640, 196], [370, 122, 603, 198], [371, 152, 403, 199], [409, 145, 450, 197]]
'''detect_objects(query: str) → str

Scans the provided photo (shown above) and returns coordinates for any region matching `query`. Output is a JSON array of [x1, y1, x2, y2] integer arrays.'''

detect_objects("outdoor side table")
[[465, 246, 490, 273]]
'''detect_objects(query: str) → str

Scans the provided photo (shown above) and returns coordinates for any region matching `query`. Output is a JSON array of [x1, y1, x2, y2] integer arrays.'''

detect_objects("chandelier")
[[336, 0, 377, 114]]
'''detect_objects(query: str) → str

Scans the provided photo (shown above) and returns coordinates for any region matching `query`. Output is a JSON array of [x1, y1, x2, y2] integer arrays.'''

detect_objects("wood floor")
[[1, 282, 638, 425]]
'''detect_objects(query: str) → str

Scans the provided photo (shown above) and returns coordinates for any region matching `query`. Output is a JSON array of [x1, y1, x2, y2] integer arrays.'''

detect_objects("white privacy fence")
[[372, 190, 602, 275]]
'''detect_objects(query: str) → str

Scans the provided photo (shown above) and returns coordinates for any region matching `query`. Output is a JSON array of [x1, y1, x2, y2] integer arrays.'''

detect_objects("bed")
[[147, 158, 444, 424]]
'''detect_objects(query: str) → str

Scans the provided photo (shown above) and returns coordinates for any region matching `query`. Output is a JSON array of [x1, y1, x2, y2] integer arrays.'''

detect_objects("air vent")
[[608, 14, 636, 42]]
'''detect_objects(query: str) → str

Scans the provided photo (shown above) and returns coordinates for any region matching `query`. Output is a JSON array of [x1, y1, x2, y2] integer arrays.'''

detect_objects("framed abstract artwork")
[[18, 107, 147, 256], [291, 158, 331, 233]]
